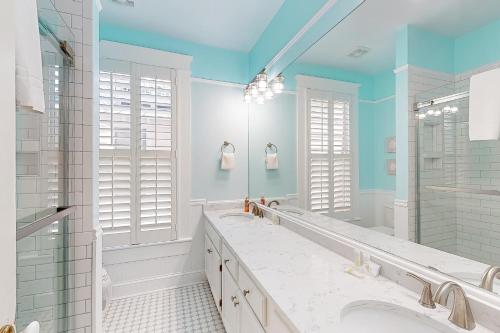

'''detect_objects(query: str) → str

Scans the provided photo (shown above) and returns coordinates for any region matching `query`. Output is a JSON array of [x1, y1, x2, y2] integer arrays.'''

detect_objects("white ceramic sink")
[[219, 213, 254, 221], [340, 301, 457, 333]]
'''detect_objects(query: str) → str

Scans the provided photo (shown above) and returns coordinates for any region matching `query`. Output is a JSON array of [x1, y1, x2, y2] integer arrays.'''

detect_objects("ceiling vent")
[[347, 46, 370, 58], [112, 0, 134, 7]]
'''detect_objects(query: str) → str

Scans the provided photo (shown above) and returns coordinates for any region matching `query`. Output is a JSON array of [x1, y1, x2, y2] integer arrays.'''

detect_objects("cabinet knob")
[[231, 295, 237, 301], [207, 248, 213, 254], [233, 300, 240, 307], [243, 289, 250, 296], [224, 259, 230, 264]]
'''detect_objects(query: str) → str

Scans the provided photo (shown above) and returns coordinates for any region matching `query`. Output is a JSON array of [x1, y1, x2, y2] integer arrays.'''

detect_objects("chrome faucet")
[[480, 266, 500, 292], [434, 281, 475, 330], [267, 200, 280, 208], [248, 202, 263, 218]]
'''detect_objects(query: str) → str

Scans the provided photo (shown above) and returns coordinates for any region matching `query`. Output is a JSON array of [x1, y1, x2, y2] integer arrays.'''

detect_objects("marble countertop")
[[275, 205, 491, 282], [204, 208, 492, 333]]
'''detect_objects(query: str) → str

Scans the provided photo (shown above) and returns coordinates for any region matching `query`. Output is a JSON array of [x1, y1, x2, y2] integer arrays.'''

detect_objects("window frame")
[[99, 41, 192, 248], [296, 75, 360, 220]]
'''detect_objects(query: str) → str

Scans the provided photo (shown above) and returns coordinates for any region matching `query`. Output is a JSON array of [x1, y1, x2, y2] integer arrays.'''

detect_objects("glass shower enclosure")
[[15, 0, 76, 332], [415, 77, 500, 267]]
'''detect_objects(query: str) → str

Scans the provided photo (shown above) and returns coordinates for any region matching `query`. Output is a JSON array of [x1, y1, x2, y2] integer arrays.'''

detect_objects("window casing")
[[297, 76, 359, 220], [99, 60, 177, 246]]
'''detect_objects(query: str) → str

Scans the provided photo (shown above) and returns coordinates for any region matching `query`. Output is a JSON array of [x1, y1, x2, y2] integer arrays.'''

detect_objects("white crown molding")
[[265, 0, 339, 75], [394, 199, 408, 207], [191, 77, 246, 88], [393, 64, 409, 74], [359, 95, 395, 104]]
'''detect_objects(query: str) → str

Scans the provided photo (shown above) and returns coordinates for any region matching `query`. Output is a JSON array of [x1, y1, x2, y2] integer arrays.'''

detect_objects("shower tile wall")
[[16, 1, 96, 332], [414, 61, 500, 266], [407, 66, 454, 243]]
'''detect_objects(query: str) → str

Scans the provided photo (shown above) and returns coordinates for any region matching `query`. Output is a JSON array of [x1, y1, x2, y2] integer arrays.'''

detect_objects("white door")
[[222, 269, 240, 333]]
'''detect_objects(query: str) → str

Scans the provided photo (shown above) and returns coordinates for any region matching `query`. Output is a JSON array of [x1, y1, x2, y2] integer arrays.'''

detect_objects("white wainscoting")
[[359, 190, 395, 228], [103, 200, 207, 299]]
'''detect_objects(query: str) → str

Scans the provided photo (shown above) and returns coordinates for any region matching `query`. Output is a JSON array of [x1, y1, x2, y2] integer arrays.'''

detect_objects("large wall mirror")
[[249, 0, 500, 297]]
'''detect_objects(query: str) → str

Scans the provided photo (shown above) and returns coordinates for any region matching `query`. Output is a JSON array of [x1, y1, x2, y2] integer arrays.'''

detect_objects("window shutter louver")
[[308, 93, 353, 216], [99, 71, 132, 234], [139, 76, 175, 233]]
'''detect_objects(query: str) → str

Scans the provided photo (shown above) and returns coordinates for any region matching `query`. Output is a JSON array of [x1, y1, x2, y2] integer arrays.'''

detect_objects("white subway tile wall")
[[16, 0, 95, 332], [412, 62, 500, 265]]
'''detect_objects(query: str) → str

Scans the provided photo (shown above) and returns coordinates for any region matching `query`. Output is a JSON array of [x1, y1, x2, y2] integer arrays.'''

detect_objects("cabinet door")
[[205, 236, 222, 311], [239, 295, 266, 333], [222, 269, 240, 333]]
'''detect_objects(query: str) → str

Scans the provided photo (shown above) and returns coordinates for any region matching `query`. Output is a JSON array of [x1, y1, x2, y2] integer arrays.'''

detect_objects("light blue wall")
[[191, 82, 249, 200], [100, 23, 249, 84], [455, 18, 500, 74], [248, 94, 297, 198], [407, 26, 454, 74]]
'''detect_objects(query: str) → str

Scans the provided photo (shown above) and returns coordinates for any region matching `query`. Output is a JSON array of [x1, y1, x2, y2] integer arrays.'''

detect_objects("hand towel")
[[221, 152, 235, 170], [21, 321, 40, 333], [266, 153, 279, 170], [469, 68, 500, 141], [15, 0, 45, 113]]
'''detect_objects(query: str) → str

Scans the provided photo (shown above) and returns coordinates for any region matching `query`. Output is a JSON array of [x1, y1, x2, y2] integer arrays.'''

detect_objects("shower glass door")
[[16, 1, 75, 332]]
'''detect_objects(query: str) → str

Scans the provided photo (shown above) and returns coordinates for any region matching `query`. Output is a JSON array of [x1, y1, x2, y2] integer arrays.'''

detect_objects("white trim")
[[100, 41, 192, 70], [191, 77, 246, 89], [359, 95, 395, 104], [393, 64, 409, 74], [265, 0, 339, 74], [296, 75, 360, 219], [111, 271, 206, 299], [190, 198, 208, 206], [394, 199, 408, 207], [359, 189, 396, 195]]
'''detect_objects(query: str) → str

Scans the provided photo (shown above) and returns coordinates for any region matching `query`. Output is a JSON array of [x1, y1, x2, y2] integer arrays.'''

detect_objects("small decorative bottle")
[[260, 195, 266, 205], [244, 197, 250, 213]]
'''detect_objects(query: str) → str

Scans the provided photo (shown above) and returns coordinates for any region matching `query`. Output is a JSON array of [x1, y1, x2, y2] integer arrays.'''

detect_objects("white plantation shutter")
[[99, 61, 177, 246], [307, 90, 356, 218], [137, 69, 176, 242], [99, 70, 133, 237]]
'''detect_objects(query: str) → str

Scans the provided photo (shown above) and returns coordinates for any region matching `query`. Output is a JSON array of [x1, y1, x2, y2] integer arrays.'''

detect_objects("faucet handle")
[[407, 272, 436, 308]]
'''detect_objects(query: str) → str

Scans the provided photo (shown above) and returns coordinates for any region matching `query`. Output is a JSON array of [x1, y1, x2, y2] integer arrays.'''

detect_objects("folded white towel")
[[15, 0, 45, 113], [221, 152, 235, 170], [21, 321, 40, 333], [469, 68, 500, 141], [266, 153, 279, 170]]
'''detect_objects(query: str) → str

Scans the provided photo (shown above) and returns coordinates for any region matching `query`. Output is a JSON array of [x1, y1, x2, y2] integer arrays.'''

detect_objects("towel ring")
[[221, 141, 236, 153], [265, 142, 278, 154]]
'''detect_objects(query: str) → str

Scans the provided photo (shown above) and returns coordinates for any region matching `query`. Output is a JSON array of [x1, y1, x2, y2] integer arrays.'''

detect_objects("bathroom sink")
[[275, 208, 304, 216], [340, 301, 457, 333], [219, 213, 254, 221]]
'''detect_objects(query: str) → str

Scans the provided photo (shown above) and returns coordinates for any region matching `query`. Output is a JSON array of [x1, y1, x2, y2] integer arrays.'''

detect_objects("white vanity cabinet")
[[206, 221, 294, 333], [205, 235, 222, 312]]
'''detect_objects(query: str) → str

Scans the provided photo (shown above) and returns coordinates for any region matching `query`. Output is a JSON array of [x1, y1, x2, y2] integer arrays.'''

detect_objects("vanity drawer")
[[206, 222, 221, 254], [238, 266, 267, 325], [222, 243, 238, 280]]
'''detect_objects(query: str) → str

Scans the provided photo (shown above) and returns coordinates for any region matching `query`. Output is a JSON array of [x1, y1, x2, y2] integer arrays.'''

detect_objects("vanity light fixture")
[[434, 109, 442, 116], [426, 109, 435, 116], [271, 74, 284, 94], [256, 72, 268, 92], [450, 106, 458, 113], [417, 113, 426, 120], [243, 70, 285, 104]]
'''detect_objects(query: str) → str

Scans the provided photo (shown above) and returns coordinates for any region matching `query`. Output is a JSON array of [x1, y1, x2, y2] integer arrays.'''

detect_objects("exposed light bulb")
[[264, 88, 274, 100], [271, 74, 284, 94], [434, 109, 442, 116], [417, 113, 426, 119], [244, 91, 251, 104], [256, 72, 268, 92], [426, 109, 435, 116], [256, 94, 264, 104], [250, 83, 259, 97], [443, 106, 451, 113], [450, 106, 458, 113]]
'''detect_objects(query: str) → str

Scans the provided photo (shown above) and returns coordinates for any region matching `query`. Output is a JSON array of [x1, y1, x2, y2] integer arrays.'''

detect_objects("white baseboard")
[[112, 270, 207, 299]]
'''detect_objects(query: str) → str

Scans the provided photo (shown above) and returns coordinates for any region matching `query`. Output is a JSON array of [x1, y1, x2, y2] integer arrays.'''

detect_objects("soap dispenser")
[[244, 197, 250, 213]]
